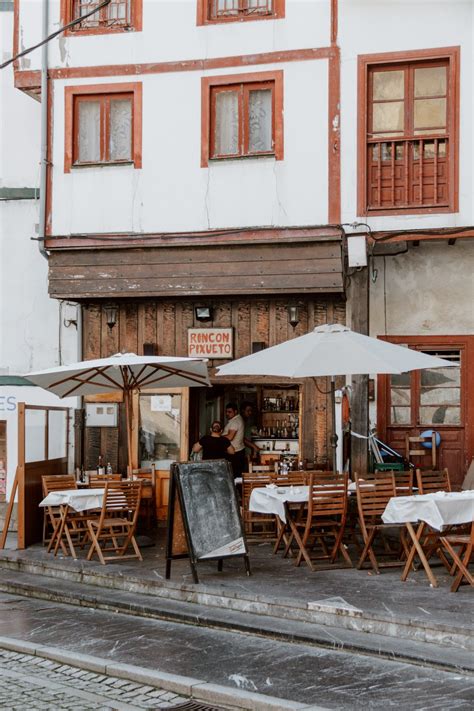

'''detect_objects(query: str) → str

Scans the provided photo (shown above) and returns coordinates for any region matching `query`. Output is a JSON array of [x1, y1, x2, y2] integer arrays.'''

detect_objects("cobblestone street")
[[0, 648, 188, 710]]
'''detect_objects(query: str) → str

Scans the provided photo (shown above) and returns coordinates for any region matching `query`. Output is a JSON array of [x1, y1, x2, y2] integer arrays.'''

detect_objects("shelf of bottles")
[[252, 386, 300, 454]]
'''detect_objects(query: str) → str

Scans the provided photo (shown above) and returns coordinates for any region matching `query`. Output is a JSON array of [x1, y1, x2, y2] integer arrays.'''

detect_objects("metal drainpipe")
[[38, 0, 49, 260]]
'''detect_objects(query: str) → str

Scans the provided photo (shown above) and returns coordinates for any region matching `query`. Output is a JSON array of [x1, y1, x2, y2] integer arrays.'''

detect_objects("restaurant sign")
[[188, 328, 233, 359]]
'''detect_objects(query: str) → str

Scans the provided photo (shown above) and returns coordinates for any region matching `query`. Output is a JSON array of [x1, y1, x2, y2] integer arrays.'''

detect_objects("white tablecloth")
[[39, 488, 105, 512], [382, 490, 474, 531], [249, 486, 308, 523]]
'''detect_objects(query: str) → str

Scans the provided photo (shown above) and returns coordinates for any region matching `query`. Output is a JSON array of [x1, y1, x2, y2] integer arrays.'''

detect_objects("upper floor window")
[[201, 71, 283, 167], [358, 49, 459, 215], [64, 83, 142, 173], [61, 0, 143, 35], [197, 0, 284, 25]]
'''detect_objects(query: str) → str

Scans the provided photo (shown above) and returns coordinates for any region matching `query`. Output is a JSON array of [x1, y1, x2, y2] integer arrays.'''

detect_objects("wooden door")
[[378, 337, 474, 487]]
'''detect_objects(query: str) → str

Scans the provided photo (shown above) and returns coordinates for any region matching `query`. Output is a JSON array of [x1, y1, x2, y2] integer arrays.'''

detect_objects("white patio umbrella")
[[26, 353, 210, 474], [216, 324, 456, 472]]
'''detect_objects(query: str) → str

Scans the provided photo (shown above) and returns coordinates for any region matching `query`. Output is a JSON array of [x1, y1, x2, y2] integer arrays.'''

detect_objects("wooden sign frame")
[[165, 460, 250, 584]]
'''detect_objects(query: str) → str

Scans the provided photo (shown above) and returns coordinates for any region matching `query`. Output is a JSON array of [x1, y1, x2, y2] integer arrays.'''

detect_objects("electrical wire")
[[0, 0, 112, 71]]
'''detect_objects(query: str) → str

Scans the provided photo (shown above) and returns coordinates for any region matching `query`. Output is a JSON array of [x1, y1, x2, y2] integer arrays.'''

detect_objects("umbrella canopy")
[[26, 353, 210, 398], [216, 324, 456, 472], [216, 324, 455, 378], [26, 353, 210, 474]]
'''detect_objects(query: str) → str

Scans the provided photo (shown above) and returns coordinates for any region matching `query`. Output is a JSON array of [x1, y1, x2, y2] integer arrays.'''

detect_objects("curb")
[[0, 634, 329, 711], [0, 574, 472, 675]]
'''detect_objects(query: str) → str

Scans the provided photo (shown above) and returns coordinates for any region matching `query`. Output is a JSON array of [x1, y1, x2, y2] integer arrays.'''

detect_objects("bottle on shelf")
[[97, 455, 105, 476], [106, 461, 113, 476]]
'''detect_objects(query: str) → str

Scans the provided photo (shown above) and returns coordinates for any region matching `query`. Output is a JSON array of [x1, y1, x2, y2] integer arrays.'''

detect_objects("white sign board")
[[151, 395, 172, 412], [188, 328, 233, 359]]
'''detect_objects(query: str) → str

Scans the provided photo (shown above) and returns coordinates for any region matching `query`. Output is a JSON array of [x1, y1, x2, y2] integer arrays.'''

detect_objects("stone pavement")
[[0, 592, 472, 709], [0, 647, 188, 710]]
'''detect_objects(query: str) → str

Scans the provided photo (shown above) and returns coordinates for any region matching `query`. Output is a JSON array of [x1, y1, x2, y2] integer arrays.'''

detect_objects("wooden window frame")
[[357, 47, 460, 216], [197, 0, 284, 26], [60, 0, 143, 37], [64, 82, 142, 173], [201, 70, 284, 167]]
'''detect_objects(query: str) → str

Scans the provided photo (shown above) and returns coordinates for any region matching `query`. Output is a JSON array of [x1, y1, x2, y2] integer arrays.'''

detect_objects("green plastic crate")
[[374, 462, 405, 472]]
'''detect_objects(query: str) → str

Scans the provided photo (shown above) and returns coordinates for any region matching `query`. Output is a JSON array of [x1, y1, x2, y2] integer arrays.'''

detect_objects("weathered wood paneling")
[[49, 238, 344, 299]]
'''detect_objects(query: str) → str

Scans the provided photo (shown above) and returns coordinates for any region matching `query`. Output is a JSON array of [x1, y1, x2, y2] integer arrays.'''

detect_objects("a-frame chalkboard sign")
[[165, 460, 251, 584]]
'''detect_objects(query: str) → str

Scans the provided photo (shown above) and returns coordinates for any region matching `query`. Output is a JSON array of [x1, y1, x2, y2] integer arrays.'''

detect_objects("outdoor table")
[[39, 488, 105, 559], [382, 490, 474, 587], [250, 481, 360, 523]]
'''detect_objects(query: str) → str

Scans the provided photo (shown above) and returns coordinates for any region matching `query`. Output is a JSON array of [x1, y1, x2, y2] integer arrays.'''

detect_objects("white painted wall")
[[1, 8, 79, 498], [339, 0, 473, 229], [370, 239, 474, 338], [18, 0, 332, 71], [51, 59, 329, 234]]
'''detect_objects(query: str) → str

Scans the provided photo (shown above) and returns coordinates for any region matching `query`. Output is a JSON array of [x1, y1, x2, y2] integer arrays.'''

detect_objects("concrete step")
[[0, 567, 471, 675]]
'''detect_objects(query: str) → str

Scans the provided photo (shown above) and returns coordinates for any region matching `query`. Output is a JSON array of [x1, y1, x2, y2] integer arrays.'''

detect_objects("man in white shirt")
[[223, 402, 247, 478]]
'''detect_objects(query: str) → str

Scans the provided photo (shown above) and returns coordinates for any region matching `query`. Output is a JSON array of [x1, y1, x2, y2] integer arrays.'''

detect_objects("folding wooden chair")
[[440, 522, 474, 592], [86, 481, 143, 564], [406, 432, 436, 468], [356, 473, 406, 573], [287, 472, 351, 570], [248, 463, 273, 474], [416, 468, 451, 494], [42, 474, 86, 555], [88, 473, 122, 488], [241, 472, 276, 540]]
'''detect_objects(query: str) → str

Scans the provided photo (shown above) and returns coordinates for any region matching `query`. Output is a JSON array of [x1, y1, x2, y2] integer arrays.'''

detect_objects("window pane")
[[139, 394, 182, 469], [414, 66, 446, 97], [421, 367, 460, 387], [420, 406, 461, 425], [414, 98, 446, 129], [372, 101, 404, 133], [248, 89, 272, 153], [109, 98, 132, 161], [78, 100, 100, 162], [214, 90, 239, 156], [390, 407, 411, 425], [373, 70, 405, 100]]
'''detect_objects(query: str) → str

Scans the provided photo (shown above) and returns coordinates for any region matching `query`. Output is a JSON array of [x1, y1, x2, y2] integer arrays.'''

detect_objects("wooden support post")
[[349, 265, 369, 476], [0, 469, 18, 549]]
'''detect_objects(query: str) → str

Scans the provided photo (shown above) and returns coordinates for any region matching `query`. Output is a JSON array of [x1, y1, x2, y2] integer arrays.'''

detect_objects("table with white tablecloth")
[[382, 490, 474, 587], [249, 482, 360, 523], [39, 488, 106, 558]]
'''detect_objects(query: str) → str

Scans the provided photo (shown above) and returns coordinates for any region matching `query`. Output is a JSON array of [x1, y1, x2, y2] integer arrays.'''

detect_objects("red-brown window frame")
[[201, 70, 284, 167], [197, 0, 284, 26], [60, 0, 143, 36], [357, 47, 460, 217], [64, 82, 142, 173]]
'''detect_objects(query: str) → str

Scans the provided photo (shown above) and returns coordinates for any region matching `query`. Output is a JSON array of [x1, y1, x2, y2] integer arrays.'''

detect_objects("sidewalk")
[[0, 534, 471, 661]]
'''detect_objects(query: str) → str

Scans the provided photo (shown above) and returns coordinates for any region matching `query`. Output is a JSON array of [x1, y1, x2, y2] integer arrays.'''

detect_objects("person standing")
[[192, 421, 235, 461], [223, 402, 246, 478]]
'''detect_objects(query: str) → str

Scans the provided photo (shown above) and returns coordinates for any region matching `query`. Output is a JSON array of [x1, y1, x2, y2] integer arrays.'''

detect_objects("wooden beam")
[[349, 268, 369, 476]]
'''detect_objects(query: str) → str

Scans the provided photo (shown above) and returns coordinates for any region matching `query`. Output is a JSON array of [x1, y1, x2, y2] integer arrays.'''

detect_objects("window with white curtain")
[[211, 81, 274, 159], [74, 93, 133, 166]]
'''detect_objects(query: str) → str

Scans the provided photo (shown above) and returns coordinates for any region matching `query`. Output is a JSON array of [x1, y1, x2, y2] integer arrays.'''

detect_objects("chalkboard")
[[165, 460, 250, 584]]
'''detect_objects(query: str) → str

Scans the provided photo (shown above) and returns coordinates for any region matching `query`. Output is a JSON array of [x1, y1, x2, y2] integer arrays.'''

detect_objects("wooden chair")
[[248, 463, 273, 474], [132, 468, 156, 531], [86, 481, 143, 564], [42, 475, 85, 555], [406, 432, 436, 468], [416, 468, 451, 494], [440, 522, 474, 592], [88, 473, 122, 488], [272, 470, 309, 554], [288, 472, 351, 570], [356, 473, 406, 574], [241, 472, 276, 540]]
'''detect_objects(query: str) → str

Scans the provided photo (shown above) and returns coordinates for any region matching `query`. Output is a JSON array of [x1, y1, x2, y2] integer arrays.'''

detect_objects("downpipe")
[[38, 0, 49, 260]]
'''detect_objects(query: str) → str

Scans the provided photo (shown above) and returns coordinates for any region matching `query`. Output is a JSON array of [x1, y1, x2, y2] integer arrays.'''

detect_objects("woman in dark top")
[[192, 421, 235, 460]]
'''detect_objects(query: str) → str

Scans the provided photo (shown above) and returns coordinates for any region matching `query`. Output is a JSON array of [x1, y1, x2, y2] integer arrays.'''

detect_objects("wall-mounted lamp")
[[195, 306, 213, 322], [104, 305, 118, 330], [287, 305, 300, 329]]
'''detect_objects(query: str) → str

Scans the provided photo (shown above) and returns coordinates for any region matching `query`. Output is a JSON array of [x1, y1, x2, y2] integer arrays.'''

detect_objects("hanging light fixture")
[[287, 305, 300, 329]]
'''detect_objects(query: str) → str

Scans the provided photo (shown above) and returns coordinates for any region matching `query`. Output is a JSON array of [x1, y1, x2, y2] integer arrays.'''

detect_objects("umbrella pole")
[[330, 376, 338, 473], [123, 387, 133, 478]]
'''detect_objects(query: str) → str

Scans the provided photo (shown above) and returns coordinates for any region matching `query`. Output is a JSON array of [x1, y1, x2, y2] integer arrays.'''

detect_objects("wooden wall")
[[82, 296, 346, 468]]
